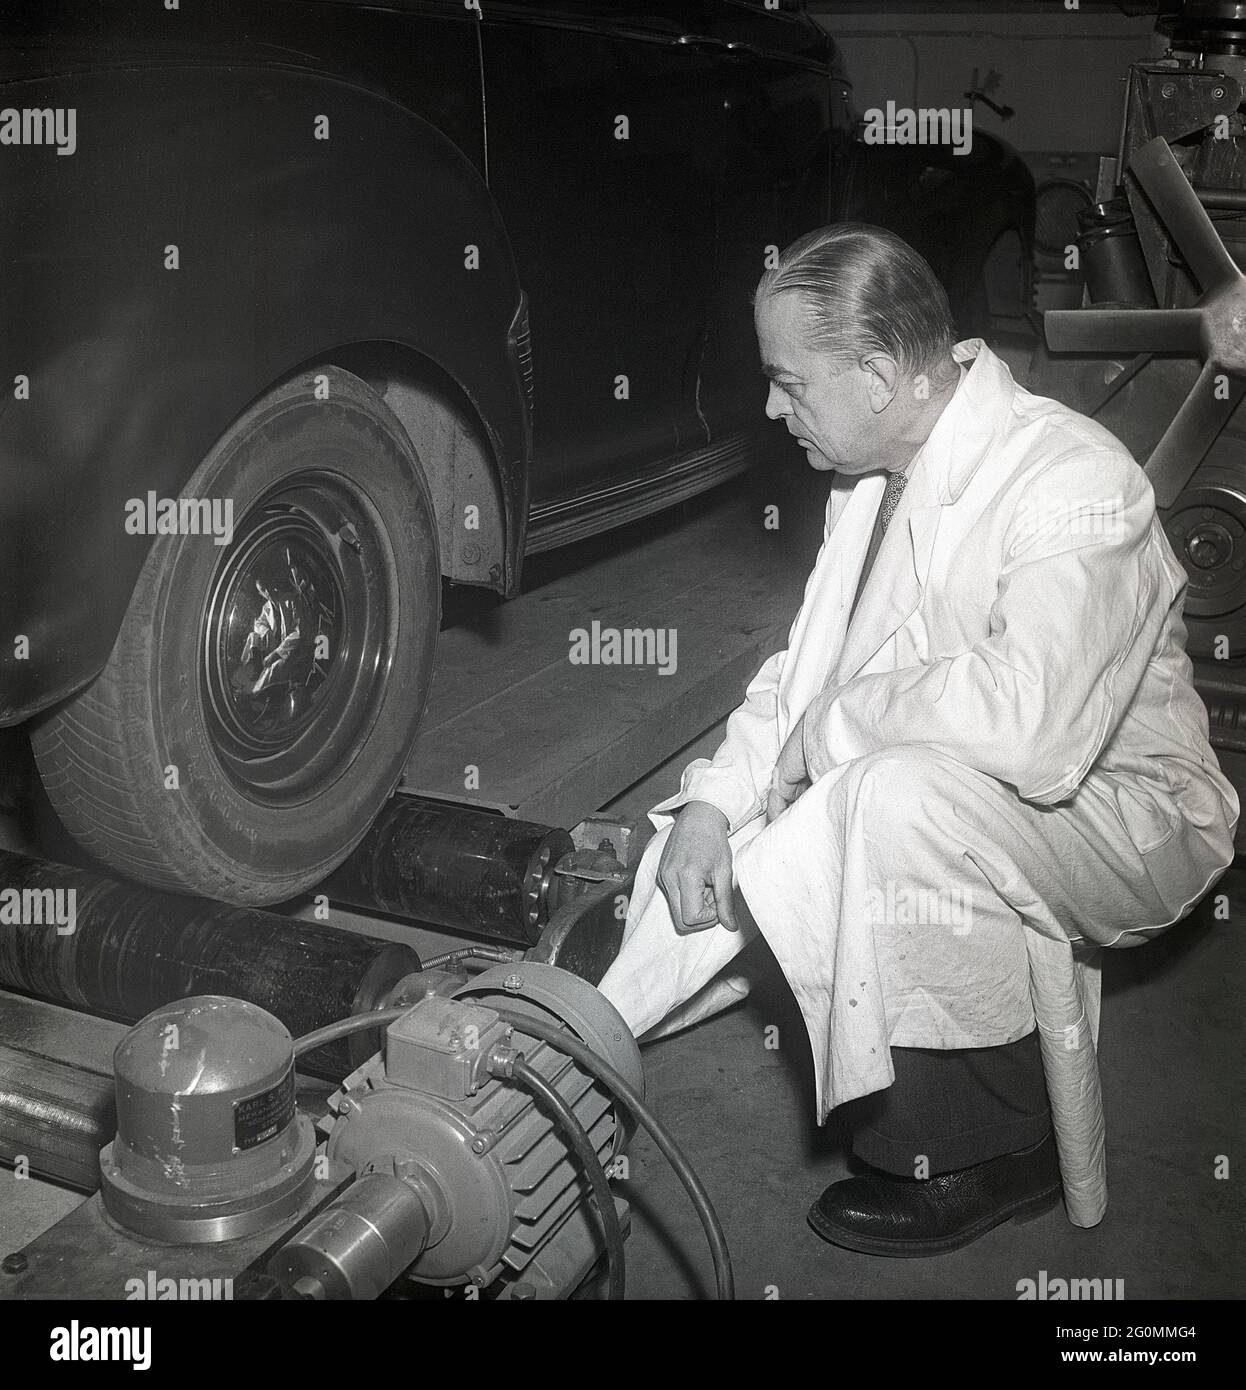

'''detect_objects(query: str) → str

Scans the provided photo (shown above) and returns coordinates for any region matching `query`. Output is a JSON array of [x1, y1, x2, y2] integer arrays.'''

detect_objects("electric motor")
[[269, 963, 642, 1299]]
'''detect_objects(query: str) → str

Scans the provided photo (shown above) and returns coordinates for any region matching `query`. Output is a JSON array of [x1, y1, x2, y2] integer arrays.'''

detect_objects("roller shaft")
[[325, 797, 573, 945], [0, 1044, 115, 1190], [0, 849, 419, 1074]]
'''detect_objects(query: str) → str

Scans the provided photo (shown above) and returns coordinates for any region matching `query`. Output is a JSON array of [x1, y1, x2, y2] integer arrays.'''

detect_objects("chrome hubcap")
[[217, 524, 340, 747], [201, 476, 394, 804]]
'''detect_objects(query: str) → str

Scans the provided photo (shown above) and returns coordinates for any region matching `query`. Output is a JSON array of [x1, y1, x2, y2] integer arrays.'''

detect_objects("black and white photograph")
[[0, 0, 1241, 1353]]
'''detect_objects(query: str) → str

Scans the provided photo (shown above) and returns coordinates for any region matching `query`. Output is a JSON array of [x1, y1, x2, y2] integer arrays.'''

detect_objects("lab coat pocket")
[[1112, 779, 1179, 855]]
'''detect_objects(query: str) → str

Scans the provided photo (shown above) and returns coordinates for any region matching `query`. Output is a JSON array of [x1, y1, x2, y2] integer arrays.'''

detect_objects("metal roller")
[[324, 796, 574, 946], [0, 990, 120, 1190], [0, 1044, 116, 1189], [0, 849, 419, 1075]]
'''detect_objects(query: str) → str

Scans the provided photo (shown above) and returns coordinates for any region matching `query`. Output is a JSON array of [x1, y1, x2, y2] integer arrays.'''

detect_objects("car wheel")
[[32, 366, 440, 904]]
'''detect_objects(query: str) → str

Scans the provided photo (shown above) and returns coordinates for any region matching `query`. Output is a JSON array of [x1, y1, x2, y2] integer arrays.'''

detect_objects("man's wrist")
[[802, 692, 832, 779], [679, 800, 730, 831]]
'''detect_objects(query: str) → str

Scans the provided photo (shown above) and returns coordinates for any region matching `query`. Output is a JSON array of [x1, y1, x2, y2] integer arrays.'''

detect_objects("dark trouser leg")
[[845, 1030, 1052, 1177]]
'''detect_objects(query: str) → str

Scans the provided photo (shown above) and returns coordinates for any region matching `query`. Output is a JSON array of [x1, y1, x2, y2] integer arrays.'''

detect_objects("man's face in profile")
[[755, 292, 891, 476]]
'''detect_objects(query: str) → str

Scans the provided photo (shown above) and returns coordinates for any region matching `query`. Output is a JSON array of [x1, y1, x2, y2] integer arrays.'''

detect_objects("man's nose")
[[765, 382, 790, 419]]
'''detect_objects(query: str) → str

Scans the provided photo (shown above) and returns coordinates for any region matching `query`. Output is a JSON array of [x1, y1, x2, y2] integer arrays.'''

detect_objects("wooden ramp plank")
[[403, 483, 817, 827]]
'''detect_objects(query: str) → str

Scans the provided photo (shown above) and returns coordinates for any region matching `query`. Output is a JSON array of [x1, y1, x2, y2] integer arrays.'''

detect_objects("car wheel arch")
[[285, 341, 516, 596]]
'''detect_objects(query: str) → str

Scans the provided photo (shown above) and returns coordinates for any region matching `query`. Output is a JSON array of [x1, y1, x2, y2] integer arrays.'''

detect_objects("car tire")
[[32, 366, 441, 904]]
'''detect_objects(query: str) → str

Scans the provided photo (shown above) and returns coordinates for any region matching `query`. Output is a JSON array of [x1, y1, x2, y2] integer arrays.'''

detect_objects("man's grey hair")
[[754, 223, 958, 384]]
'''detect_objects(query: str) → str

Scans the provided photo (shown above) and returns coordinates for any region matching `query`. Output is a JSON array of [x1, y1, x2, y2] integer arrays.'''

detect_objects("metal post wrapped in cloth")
[[0, 849, 419, 1076], [323, 796, 574, 946]]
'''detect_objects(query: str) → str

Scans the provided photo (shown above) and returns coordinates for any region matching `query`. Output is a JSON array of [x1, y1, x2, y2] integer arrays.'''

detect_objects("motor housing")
[[270, 963, 643, 1298], [99, 996, 317, 1244]]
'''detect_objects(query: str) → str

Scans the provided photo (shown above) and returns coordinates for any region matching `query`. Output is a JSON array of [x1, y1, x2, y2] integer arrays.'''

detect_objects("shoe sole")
[[806, 1182, 1062, 1259]]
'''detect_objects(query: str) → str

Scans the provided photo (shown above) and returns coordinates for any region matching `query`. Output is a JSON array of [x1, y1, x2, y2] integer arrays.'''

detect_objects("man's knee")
[[846, 746, 971, 838]]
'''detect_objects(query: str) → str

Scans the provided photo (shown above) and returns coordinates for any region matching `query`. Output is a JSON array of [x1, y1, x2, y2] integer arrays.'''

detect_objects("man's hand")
[[767, 711, 811, 822], [657, 801, 740, 932]]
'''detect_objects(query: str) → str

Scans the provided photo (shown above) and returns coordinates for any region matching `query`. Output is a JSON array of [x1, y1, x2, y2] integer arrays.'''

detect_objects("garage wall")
[[812, 6, 1162, 157]]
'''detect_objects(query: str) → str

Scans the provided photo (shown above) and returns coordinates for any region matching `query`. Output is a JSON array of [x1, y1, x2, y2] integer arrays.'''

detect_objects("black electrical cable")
[[293, 1006, 408, 1059], [505, 1055, 626, 1301], [292, 1003, 734, 1300], [489, 1006, 734, 1301]]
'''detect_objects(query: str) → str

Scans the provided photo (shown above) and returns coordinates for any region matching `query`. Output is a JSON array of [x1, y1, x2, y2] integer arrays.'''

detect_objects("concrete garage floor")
[[601, 739, 1246, 1300]]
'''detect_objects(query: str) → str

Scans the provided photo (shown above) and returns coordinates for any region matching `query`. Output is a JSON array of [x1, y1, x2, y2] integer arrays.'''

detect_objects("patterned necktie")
[[847, 468, 910, 627], [879, 468, 909, 534]]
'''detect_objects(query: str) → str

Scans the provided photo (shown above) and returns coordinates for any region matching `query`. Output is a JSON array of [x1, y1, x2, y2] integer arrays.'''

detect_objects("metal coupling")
[[485, 1042, 521, 1079]]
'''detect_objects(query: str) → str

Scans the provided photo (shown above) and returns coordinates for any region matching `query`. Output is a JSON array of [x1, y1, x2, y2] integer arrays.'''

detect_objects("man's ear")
[[861, 353, 900, 414]]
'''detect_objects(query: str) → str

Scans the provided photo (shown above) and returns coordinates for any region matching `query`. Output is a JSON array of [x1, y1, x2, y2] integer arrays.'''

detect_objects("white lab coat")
[[599, 340, 1238, 1226]]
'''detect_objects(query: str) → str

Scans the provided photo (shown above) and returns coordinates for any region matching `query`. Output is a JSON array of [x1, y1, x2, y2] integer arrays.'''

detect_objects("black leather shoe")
[[808, 1134, 1061, 1257]]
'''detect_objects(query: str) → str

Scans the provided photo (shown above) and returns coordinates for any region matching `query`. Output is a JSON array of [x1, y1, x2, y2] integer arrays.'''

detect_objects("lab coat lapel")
[[776, 339, 1009, 731], [775, 472, 884, 741], [834, 459, 941, 683], [832, 338, 1010, 683]]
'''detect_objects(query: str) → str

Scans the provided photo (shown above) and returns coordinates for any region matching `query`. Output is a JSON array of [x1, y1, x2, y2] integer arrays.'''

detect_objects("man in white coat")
[[597, 224, 1238, 1257]]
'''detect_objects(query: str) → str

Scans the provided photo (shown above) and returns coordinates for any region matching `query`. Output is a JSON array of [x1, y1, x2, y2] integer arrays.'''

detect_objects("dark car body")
[[0, 0, 1034, 726]]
